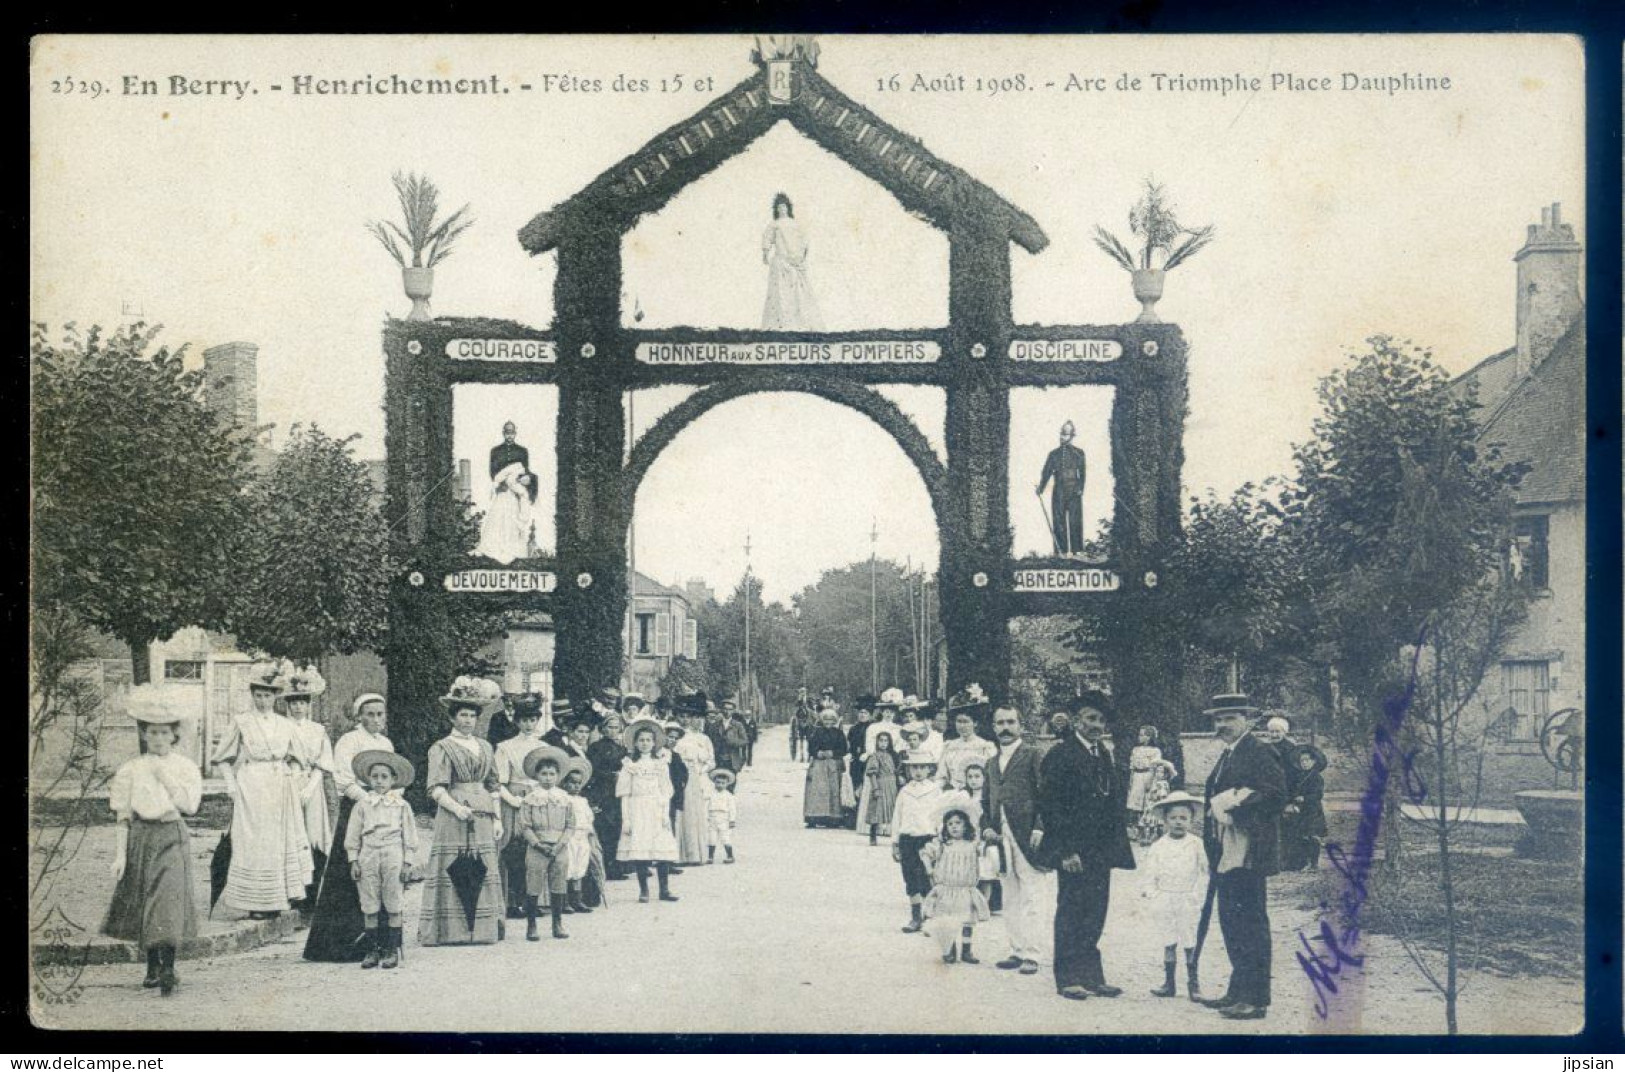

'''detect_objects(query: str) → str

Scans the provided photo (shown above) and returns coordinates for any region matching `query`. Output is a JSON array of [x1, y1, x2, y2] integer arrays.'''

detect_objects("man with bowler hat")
[[1200, 693, 1285, 1021], [1036, 691, 1134, 1000]]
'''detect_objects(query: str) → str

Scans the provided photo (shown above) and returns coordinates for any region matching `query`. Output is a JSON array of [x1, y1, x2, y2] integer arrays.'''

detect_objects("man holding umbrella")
[[1196, 693, 1286, 1021]]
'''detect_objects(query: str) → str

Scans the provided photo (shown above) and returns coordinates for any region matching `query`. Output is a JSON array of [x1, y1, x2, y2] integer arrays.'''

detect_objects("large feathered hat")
[[280, 664, 327, 701], [439, 675, 504, 717]]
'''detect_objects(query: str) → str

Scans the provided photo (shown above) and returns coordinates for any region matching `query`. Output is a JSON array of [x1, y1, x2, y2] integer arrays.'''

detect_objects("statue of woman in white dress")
[[761, 193, 823, 331], [475, 462, 535, 564]]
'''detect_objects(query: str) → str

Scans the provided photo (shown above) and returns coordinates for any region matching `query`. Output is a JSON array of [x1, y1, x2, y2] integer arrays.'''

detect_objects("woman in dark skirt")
[[585, 711, 628, 879], [802, 703, 849, 828], [102, 688, 202, 996], [304, 693, 394, 962]]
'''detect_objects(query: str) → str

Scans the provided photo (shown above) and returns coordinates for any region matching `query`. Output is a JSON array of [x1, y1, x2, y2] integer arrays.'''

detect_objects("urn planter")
[[403, 266, 434, 321], [1132, 268, 1165, 323]]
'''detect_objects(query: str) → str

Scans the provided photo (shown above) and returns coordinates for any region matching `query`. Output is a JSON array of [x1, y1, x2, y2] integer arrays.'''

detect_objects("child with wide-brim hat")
[[344, 749, 418, 969], [891, 747, 947, 934], [706, 767, 739, 865], [1140, 790, 1208, 1000], [560, 756, 599, 912], [616, 716, 681, 903], [516, 744, 575, 939], [102, 686, 202, 996]]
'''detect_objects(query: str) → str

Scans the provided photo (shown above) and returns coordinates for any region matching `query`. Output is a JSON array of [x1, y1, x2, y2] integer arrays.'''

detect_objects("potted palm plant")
[[1094, 180, 1215, 323], [367, 171, 474, 321]]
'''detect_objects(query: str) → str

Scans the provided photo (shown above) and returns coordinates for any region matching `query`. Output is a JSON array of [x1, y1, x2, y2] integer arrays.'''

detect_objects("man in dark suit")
[[1036, 691, 1135, 1000], [982, 703, 1055, 976], [1200, 693, 1286, 1021], [1036, 420, 1087, 556]]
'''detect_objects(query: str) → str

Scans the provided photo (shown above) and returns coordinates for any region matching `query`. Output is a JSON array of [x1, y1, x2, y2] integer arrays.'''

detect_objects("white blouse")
[[109, 753, 203, 822]]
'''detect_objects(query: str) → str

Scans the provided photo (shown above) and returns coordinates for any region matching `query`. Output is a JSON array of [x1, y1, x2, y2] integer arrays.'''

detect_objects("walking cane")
[[1190, 855, 1219, 978], [1035, 490, 1061, 555]]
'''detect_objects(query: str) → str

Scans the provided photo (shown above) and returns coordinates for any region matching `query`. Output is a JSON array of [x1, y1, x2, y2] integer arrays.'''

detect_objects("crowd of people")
[[794, 684, 1329, 1021], [99, 665, 756, 994]]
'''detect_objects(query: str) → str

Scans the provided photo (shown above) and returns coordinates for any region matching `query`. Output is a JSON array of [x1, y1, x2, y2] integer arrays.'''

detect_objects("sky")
[[31, 35, 1585, 601]]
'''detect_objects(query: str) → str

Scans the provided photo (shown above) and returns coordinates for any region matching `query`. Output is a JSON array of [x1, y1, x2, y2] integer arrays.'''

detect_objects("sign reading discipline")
[[1008, 339, 1123, 362], [444, 569, 559, 594], [1012, 568, 1122, 593], [446, 339, 558, 362], [636, 340, 939, 366]]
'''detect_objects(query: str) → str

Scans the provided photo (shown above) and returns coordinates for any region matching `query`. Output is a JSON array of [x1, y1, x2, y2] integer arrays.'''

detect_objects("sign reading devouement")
[[1012, 567, 1123, 592], [636, 340, 939, 365], [443, 569, 558, 593], [1009, 339, 1124, 362], [445, 338, 558, 362]]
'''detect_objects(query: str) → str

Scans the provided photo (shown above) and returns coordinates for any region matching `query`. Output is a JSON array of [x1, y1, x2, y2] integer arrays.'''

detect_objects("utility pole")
[[869, 520, 879, 693], [743, 532, 752, 713]]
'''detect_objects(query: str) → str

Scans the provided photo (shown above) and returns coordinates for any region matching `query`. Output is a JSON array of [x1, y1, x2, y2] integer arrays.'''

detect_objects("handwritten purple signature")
[[1296, 641, 1431, 1019]]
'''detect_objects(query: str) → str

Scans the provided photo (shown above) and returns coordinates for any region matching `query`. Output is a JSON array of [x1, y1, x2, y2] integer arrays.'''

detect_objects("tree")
[[32, 322, 253, 682], [697, 578, 806, 714], [229, 425, 389, 662], [657, 655, 709, 700], [1287, 335, 1524, 739], [794, 559, 931, 704]]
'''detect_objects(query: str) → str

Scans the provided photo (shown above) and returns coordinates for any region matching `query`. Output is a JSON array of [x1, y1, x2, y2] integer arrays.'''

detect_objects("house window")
[[655, 611, 672, 657], [1510, 515, 1550, 590], [164, 660, 205, 682], [684, 619, 698, 660], [1501, 659, 1551, 741], [636, 613, 655, 655]]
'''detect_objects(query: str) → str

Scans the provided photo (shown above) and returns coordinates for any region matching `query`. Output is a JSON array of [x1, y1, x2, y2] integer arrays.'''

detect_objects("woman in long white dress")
[[761, 193, 823, 331], [212, 669, 312, 917], [671, 712, 715, 865], [475, 462, 535, 564]]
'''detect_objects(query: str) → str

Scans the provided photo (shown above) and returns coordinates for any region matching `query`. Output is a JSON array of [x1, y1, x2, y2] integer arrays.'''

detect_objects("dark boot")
[[869, 826, 878, 846], [708, 846, 716, 865], [157, 946, 179, 996], [636, 865, 651, 903], [942, 944, 958, 965], [380, 927, 400, 969], [360, 928, 382, 969], [901, 902, 924, 934], [551, 901, 568, 939], [1151, 953, 1178, 997], [657, 864, 679, 902], [525, 896, 540, 941], [568, 881, 591, 914], [1186, 951, 1205, 1003], [142, 948, 163, 988], [960, 930, 980, 965], [724, 845, 735, 864]]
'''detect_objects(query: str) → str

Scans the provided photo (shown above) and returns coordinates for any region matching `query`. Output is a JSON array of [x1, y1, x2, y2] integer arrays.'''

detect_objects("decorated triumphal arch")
[[384, 44, 1187, 737]]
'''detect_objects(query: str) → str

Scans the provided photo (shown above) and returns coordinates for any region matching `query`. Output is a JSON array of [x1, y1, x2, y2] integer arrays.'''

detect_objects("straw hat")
[[900, 747, 940, 771], [350, 693, 386, 719], [352, 749, 414, 788], [522, 744, 573, 782], [1203, 693, 1261, 719], [438, 676, 504, 717], [246, 661, 283, 694], [948, 683, 990, 714], [127, 684, 186, 726], [709, 768, 737, 790], [623, 717, 666, 753], [280, 664, 327, 701], [1150, 790, 1203, 815], [565, 755, 593, 785], [875, 687, 905, 710]]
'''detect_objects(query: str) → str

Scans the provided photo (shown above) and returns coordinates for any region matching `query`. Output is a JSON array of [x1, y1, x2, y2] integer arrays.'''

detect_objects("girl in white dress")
[[616, 718, 680, 904], [760, 193, 823, 331]]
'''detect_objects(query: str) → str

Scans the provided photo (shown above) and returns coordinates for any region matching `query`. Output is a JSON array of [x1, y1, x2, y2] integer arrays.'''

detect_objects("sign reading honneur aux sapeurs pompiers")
[[384, 37, 1187, 728]]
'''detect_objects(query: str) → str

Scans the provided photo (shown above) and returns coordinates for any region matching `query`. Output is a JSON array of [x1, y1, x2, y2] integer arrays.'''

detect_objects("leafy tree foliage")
[[229, 425, 389, 662], [32, 322, 253, 681]]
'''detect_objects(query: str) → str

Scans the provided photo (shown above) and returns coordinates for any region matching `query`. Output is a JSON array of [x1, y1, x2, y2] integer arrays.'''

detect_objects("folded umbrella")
[[445, 819, 487, 934], [208, 832, 233, 918]]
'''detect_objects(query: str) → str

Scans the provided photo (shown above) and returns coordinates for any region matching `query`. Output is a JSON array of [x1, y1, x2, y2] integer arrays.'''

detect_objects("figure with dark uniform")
[[1036, 420, 1087, 557], [489, 422, 536, 500]]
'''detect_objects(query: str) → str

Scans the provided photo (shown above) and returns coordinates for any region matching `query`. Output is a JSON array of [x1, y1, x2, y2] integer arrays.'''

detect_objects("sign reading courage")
[[446, 339, 558, 362], [637, 340, 939, 365]]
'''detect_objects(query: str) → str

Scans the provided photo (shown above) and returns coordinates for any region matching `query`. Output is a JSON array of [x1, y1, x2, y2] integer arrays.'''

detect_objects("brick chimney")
[[1513, 202, 1582, 378], [202, 341, 259, 433]]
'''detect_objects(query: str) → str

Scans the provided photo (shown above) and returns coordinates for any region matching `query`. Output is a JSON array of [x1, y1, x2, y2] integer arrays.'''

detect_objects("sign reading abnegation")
[[637, 340, 939, 365], [1008, 339, 1124, 362], [445, 339, 558, 362], [1012, 567, 1122, 592], [444, 569, 558, 593]]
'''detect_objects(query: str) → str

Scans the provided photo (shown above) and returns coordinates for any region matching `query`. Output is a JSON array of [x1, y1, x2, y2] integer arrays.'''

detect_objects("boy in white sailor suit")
[[707, 767, 739, 864]]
